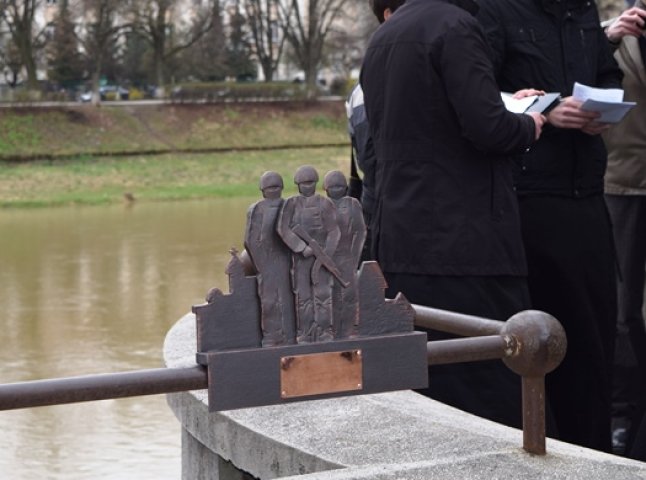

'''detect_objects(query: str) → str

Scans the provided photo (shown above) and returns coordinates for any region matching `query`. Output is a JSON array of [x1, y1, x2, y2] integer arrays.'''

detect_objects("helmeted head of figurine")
[[323, 170, 348, 200], [259, 171, 284, 200], [294, 165, 319, 197]]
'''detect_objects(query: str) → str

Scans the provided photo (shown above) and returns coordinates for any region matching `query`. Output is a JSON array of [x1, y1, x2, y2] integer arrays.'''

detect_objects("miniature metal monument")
[[194, 166, 428, 411]]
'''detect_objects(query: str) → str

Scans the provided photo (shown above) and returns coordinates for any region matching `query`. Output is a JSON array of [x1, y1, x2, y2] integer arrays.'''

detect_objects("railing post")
[[522, 376, 547, 455], [500, 310, 567, 455], [413, 305, 567, 455]]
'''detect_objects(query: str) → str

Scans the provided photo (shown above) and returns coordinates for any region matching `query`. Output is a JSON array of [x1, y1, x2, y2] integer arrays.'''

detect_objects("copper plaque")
[[280, 350, 363, 398]]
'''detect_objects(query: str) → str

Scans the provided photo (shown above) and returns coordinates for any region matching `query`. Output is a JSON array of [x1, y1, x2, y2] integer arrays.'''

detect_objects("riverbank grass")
[[0, 148, 347, 208], [0, 103, 346, 159]]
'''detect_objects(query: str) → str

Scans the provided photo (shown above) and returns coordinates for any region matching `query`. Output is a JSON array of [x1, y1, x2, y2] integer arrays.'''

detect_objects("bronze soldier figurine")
[[193, 166, 428, 412], [277, 166, 342, 343], [244, 171, 295, 346], [324, 170, 366, 338]]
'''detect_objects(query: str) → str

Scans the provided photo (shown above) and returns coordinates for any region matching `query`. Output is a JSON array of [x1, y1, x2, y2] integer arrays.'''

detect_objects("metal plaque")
[[280, 350, 363, 398]]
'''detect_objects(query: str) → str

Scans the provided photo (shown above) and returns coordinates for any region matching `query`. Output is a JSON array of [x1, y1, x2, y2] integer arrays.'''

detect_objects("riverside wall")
[[164, 313, 646, 480]]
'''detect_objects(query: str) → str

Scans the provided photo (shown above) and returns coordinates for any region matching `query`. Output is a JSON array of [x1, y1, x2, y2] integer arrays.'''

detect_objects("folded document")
[[501, 92, 561, 114], [572, 82, 636, 124]]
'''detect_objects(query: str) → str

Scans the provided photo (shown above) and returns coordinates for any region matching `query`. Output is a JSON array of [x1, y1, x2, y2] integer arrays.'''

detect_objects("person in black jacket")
[[346, 0, 406, 262], [477, 0, 623, 452], [360, 0, 545, 428]]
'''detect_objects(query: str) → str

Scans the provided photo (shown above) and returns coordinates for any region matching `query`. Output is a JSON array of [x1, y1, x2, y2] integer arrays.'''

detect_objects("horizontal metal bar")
[[427, 335, 514, 365], [412, 304, 505, 337], [0, 366, 208, 411]]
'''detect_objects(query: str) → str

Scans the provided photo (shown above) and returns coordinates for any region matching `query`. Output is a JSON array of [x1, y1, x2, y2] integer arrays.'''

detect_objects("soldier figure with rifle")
[[277, 166, 343, 343]]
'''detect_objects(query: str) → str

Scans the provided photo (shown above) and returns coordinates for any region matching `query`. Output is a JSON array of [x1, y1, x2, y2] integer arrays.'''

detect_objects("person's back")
[[361, 0, 535, 276], [347, 0, 405, 260], [360, 0, 543, 428]]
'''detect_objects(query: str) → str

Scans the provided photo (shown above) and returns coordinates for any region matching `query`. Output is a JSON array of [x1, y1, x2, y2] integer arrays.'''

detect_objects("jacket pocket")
[[505, 25, 553, 52], [573, 22, 600, 82]]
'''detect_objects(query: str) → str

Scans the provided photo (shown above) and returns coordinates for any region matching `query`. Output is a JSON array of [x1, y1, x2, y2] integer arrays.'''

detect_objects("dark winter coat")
[[477, 0, 623, 198], [360, 0, 536, 276]]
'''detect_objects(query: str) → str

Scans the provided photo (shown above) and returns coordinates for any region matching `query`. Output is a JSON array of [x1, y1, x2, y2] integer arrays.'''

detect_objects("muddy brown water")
[[0, 198, 251, 479]]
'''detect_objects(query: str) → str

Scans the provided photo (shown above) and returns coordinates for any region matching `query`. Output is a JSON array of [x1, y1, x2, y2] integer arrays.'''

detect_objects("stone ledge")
[[164, 313, 646, 479]]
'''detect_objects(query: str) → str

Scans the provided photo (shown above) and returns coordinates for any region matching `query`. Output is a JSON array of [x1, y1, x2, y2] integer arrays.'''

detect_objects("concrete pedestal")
[[164, 313, 646, 480]]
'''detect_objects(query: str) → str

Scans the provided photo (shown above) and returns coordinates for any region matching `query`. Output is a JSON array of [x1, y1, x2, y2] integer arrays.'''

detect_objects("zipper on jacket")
[[579, 26, 591, 78]]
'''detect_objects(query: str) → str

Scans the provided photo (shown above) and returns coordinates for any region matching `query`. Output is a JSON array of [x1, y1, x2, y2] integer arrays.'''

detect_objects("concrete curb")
[[164, 313, 646, 479]]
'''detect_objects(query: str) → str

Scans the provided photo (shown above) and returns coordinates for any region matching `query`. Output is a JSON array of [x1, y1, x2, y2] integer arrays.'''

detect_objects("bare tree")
[[133, 0, 218, 93], [0, 17, 18, 86], [0, 0, 43, 89], [281, 0, 347, 95], [241, 0, 288, 82], [121, 28, 152, 87], [225, 0, 256, 80], [176, 1, 227, 82], [0, 34, 24, 87], [77, 0, 127, 104], [47, 0, 84, 90], [323, 0, 374, 82]]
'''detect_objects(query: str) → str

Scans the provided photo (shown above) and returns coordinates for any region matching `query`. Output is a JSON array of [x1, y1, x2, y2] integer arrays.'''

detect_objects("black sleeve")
[[475, 0, 506, 78], [438, 16, 535, 155]]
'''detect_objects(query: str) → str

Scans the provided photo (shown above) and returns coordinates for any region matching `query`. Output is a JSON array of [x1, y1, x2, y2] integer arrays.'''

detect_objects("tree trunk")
[[22, 52, 38, 90], [301, 0, 321, 98], [304, 58, 318, 99], [14, 29, 38, 90], [91, 54, 104, 106], [152, 3, 168, 95], [261, 58, 274, 82], [154, 47, 165, 95]]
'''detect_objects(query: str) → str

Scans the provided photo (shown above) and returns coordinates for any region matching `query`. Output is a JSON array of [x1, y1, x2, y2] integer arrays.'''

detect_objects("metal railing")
[[416, 306, 567, 455], [0, 305, 566, 456]]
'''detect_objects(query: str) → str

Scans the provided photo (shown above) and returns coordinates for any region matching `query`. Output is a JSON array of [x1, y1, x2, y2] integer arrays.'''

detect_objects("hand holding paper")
[[546, 96, 600, 129], [572, 82, 636, 124]]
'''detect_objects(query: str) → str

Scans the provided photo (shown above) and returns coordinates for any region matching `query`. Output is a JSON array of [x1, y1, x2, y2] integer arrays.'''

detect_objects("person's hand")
[[513, 88, 545, 99], [546, 96, 600, 129], [605, 7, 646, 43], [525, 111, 547, 140], [302, 246, 314, 257], [581, 121, 611, 136]]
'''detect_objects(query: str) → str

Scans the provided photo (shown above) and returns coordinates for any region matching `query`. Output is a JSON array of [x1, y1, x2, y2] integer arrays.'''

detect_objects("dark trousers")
[[606, 194, 646, 458], [384, 273, 531, 429], [519, 194, 617, 452], [630, 413, 646, 461]]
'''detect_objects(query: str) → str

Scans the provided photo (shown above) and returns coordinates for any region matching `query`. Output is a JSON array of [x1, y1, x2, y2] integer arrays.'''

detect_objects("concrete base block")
[[165, 313, 646, 480], [182, 429, 254, 480]]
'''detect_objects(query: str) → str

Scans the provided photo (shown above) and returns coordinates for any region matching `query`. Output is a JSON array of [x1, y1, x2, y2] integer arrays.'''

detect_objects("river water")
[[0, 198, 252, 479]]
